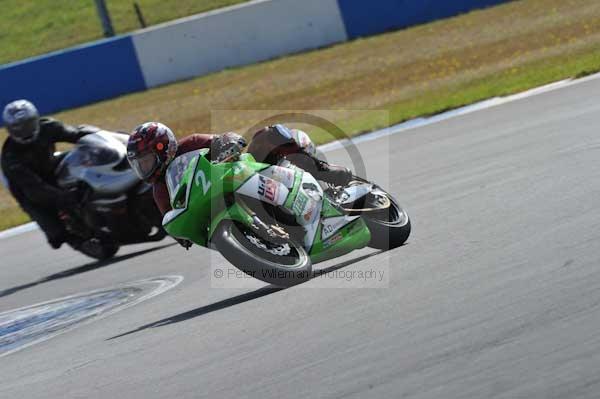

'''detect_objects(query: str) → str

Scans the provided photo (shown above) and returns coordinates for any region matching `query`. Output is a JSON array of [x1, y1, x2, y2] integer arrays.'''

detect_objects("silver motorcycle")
[[54, 130, 165, 259]]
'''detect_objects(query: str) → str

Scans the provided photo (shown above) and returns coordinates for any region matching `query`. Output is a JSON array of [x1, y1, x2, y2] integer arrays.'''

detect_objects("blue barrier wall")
[[337, 0, 509, 39], [0, 36, 145, 118]]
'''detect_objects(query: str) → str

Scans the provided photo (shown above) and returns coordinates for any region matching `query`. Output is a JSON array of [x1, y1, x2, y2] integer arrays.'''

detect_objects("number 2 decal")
[[195, 170, 211, 195]]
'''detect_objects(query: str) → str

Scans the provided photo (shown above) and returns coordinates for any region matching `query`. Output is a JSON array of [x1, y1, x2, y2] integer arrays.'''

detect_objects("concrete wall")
[[0, 0, 510, 119]]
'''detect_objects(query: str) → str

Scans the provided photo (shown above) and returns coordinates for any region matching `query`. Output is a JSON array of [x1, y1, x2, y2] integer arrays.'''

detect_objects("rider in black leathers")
[[1, 100, 99, 249]]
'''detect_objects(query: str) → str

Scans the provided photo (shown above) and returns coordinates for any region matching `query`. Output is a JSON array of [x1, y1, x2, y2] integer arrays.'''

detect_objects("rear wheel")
[[213, 220, 312, 287], [362, 189, 411, 250], [76, 238, 120, 260]]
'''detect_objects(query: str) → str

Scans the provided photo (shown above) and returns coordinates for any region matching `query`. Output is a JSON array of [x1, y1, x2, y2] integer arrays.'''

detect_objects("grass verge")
[[2, 0, 600, 231], [0, 0, 249, 65]]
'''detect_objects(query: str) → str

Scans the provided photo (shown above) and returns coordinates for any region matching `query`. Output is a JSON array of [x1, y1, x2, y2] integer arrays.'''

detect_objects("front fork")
[[209, 196, 291, 245]]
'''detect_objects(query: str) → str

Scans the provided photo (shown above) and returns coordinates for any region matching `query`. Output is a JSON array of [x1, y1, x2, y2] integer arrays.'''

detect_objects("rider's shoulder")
[[39, 116, 58, 126], [2, 136, 23, 156], [38, 117, 66, 130], [178, 133, 213, 154]]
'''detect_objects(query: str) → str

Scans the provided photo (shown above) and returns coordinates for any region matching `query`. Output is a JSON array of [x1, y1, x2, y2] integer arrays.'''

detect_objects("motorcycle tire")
[[77, 238, 120, 261], [363, 193, 411, 250], [213, 220, 312, 287]]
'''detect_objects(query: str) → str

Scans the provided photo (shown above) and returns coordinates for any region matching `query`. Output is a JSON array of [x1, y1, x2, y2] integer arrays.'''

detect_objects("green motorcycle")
[[162, 149, 411, 286]]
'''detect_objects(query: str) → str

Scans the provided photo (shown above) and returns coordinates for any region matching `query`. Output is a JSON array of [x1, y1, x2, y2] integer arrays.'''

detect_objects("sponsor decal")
[[166, 154, 197, 197], [303, 202, 316, 222], [195, 170, 211, 195], [292, 192, 309, 215], [323, 232, 343, 248], [258, 175, 278, 203], [270, 166, 295, 188], [237, 174, 288, 206], [322, 222, 336, 238], [321, 216, 359, 240], [301, 197, 319, 224]]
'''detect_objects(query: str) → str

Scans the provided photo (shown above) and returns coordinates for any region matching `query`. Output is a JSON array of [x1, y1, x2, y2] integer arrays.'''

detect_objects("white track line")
[[0, 222, 38, 240], [2, 71, 599, 239], [0, 275, 183, 358]]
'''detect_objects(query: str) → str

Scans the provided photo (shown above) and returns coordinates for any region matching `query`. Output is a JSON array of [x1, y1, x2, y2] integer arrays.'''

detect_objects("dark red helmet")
[[127, 122, 178, 182]]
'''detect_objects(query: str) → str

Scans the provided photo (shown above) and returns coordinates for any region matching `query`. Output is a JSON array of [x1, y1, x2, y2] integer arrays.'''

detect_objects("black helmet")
[[3, 100, 40, 145]]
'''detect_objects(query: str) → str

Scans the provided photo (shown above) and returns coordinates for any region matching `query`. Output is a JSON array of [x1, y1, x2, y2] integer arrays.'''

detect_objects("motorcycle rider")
[[126, 122, 352, 243], [1, 100, 99, 249]]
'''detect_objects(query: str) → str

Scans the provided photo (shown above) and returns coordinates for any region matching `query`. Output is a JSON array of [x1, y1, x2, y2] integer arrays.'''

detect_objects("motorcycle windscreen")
[[165, 150, 203, 209], [56, 145, 121, 186], [66, 145, 121, 167]]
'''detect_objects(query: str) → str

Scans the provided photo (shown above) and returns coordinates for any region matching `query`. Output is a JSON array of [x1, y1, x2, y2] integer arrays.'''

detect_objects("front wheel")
[[212, 220, 312, 287]]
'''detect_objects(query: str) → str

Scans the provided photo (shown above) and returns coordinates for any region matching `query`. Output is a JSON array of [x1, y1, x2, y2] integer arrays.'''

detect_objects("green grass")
[[2, 0, 600, 231], [0, 197, 30, 228], [0, 0, 248, 65], [333, 49, 600, 141]]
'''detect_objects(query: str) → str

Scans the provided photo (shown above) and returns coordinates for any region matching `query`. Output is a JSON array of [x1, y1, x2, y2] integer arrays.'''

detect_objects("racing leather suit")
[[1, 118, 98, 248]]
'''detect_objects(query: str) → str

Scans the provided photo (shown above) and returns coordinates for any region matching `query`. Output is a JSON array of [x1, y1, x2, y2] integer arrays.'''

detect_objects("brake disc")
[[244, 232, 292, 256]]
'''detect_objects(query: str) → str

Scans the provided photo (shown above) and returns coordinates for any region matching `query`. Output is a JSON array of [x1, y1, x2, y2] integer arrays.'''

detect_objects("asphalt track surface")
[[2, 78, 600, 399]]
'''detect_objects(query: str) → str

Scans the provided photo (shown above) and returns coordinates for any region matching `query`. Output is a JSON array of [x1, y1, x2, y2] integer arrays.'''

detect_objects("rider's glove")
[[222, 132, 247, 149], [211, 132, 247, 163]]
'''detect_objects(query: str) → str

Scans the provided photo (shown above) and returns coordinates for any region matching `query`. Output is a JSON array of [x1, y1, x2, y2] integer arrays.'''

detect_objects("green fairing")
[[283, 170, 303, 209], [208, 203, 253, 241], [162, 150, 372, 264], [163, 151, 268, 245], [321, 200, 343, 218], [310, 219, 371, 264]]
